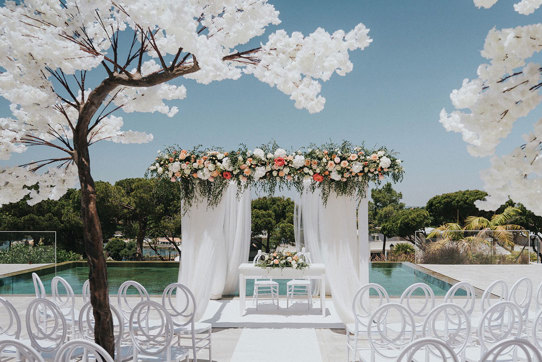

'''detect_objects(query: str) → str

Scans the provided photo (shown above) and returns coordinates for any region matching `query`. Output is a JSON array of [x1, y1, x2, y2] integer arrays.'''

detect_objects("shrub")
[[0, 243, 81, 263], [391, 243, 415, 256], [420, 243, 468, 264], [104, 238, 127, 261]]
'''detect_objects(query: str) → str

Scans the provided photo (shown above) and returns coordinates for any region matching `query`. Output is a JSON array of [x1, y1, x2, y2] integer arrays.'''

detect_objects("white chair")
[[117, 280, 150, 324], [0, 297, 21, 339], [357, 303, 415, 361], [26, 298, 68, 360], [532, 309, 542, 351], [55, 339, 114, 362], [0, 339, 44, 362], [82, 279, 90, 305], [508, 277, 533, 330], [397, 337, 460, 362], [78, 302, 132, 362], [252, 251, 279, 309], [346, 283, 389, 362], [32, 272, 47, 298], [422, 303, 471, 361], [481, 338, 542, 361], [51, 276, 78, 338], [481, 280, 509, 313], [465, 301, 523, 361], [129, 300, 189, 362], [286, 250, 312, 309], [444, 281, 476, 316], [399, 282, 435, 333], [162, 283, 210, 362]]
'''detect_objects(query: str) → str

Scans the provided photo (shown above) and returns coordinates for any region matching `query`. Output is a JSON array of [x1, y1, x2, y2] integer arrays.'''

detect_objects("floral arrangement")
[[255, 250, 309, 270], [147, 141, 403, 208]]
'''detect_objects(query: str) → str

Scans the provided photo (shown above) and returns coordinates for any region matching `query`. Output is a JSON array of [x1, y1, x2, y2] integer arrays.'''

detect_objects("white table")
[[238, 263, 326, 315]]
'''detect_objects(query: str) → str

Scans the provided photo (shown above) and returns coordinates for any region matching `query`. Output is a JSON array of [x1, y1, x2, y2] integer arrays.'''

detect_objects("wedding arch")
[[148, 142, 403, 323]]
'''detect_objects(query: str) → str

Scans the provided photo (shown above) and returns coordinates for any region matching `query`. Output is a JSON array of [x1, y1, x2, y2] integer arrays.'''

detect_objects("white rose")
[[379, 156, 391, 169], [169, 162, 181, 173], [293, 155, 305, 168], [217, 153, 224, 160], [267, 153, 274, 159], [274, 148, 287, 158], [334, 157, 340, 163], [157, 167, 163, 175], [283, 167, 290, 175], [352, 161, 363, 173], [155, 163, 159, 168], [378, 150, 385, 156], [304, 167, 309, 173], [254, 166, 266, 180], [208, 164, 216, 172], [265, 165, 271, 171], [237, 156, 243, 161], [396, 159, 402, 165], [184, 168, 190, 175], [197, 168, 211, 180], [330, 170, 341, 181], [253, 148, 265, 159], [181, 163, 187, 170], [149, 165, 156, 170], [221, 157, 233, 171], [192, 162, 198, 168], [272, 171, 278, 176]]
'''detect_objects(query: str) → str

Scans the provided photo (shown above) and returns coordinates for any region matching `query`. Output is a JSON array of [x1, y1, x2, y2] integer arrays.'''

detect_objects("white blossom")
[[253, 148, 265, 159], [379, 156, 391, 169], [274, 148, 287, 158], [293, 155, 305, 168]]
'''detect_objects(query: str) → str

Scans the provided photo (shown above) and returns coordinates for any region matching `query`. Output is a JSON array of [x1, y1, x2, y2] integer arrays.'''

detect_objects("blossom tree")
[[0, 0, 371, 355], [440, 0, 542, 216]]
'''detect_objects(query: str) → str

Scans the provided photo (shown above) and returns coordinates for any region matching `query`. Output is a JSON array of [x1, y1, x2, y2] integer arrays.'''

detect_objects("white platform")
[[200, 298, 344, 328]]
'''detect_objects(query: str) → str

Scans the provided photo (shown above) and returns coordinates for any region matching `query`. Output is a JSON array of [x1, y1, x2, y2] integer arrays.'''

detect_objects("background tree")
[[394, 208, 431, 246], [369, 183, 405, 255], [251, 197, 295, 252], [0, 0, 371, 353], [425, 190, 490, 226], [440, 0, 542, 216]]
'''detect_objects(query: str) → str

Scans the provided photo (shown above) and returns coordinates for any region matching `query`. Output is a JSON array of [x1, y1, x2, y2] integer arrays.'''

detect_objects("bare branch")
[[20, 157, 73, 172]]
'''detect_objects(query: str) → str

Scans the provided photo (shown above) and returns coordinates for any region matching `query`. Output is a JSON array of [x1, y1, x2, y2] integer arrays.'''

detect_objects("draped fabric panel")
[[179, 182, 251, 320], [296, 182, 370, 324]]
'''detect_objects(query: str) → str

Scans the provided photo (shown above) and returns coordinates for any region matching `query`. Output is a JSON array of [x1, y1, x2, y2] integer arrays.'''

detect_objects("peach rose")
[[340, 160, 348, 168], [244, 169, 252, 176], [278, 170, 285, 177]]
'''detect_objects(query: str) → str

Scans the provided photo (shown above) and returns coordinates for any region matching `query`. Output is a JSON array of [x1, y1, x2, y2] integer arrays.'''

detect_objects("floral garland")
[[147, 142, 404, 208], [255, 250, 309, 270]]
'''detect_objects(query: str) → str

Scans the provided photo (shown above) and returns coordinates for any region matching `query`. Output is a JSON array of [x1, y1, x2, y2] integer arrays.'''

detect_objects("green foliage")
[[251, 196, 295, 252], [0, 243, 81, 263], [119, 241, 137, 260], [104, 238, 127, 261], [391, 242, 415, 256], [426, 190, 490, 226]]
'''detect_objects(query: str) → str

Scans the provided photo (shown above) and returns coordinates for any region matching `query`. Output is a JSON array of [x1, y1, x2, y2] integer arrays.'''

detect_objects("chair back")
[[82, 279, 90, 304], [78, 302, 124, 350], [508, 277, 532, 322], [55, 339, 114, 362], [444, 281, 476, 316], [117, 280, 150, 322], [32, 272, 47, 299], [352, 283, 389, 329], [399, 282, 435, 319], [253, 250, 263, 264], [422, 303, 470, 357], [26, 298, 67, 355], [397, 337, 459, 362], [299, 247, 312, 264], [481, 338, 542, 361], [533, 310, 542, 351], [477, 301, 523, 355], [481, 280, 508, 313], [0, 296, 21, 339], [536, 282, 542, 313], [367, 303, 415, 359], [0, 339, 44, 362], [162, 283, 196, 329], [51, 276, 75, 313], [129, 300, 174, 358]]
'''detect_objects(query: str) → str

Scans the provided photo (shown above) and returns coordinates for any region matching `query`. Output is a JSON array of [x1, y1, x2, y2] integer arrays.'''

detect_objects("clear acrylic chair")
[[252, 251, 279, 309], [444, 281, 476, 316], [82, 279, 90, 305], [0, 297, 21, 339], [532, 309, 542, 352], [162, 283, 211, 362], [397, 337, 460, 362], [481, 337, 542, 362], [399, 282, 435, 334], [129, 300, 190, 362], [286, 250, 312, 309], [0, 339, 44, 362], [346, 283, 389, 362], [51, 276, 78, 338], [508, 277, 533, 331], [422, 303, 471, 361], [26, 297, 68, 360], [55, 338, 115, 362], [78, 302, 132, 361], [357, 303, 416, 361], [32, 272, 47, 299], [535, 282, 542, 313]]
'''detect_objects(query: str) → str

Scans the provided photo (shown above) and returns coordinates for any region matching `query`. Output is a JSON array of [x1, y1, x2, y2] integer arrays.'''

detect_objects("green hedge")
[[0, 244, 81, 264]]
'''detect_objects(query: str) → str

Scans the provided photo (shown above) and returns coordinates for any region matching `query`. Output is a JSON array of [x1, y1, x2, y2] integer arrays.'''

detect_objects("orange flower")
[[311, 160, 318, 166], [305, 159, 311, 167], [202, 156, 208, 161], [240, 164, 247, 170], [192, 173, 198, 178], [340, 160, 348, 168], [169, 157, 174, 162], [278, 170, 285, 177], [349, 154, 358, 161], [175, 172, 181, 177], [223, 171, 232, 179], [313, 173, 324, 182], [247, 158, 253, 164], [211, 170, 219, 177], [323, 150, 328, 154], [324, 171, 329, 175], [244, 169, 252, 176]]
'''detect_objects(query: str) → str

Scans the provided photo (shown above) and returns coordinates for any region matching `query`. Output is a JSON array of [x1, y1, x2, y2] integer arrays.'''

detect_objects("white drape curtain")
[[179, 182, 251, 320], [297, 182, 369, 323]]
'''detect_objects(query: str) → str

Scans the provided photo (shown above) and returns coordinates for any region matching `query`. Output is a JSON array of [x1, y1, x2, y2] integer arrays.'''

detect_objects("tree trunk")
[[136, 219, 147, 260], [74, 133, 115, 357], [382, 235, 387, 260]]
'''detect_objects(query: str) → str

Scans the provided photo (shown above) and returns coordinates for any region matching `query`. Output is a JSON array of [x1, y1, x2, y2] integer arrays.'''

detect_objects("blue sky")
[[0, 0, 538, 206]]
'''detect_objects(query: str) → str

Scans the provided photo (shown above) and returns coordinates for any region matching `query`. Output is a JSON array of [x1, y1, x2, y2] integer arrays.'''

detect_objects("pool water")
[[0, 262, 453, 296]]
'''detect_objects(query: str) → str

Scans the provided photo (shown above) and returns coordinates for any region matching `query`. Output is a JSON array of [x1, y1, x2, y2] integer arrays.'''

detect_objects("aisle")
[[230, 328, 322, 362]]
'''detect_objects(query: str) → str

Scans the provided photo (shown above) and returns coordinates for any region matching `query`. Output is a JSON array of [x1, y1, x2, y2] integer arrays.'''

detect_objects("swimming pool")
[[0, 262, 454, 296]]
